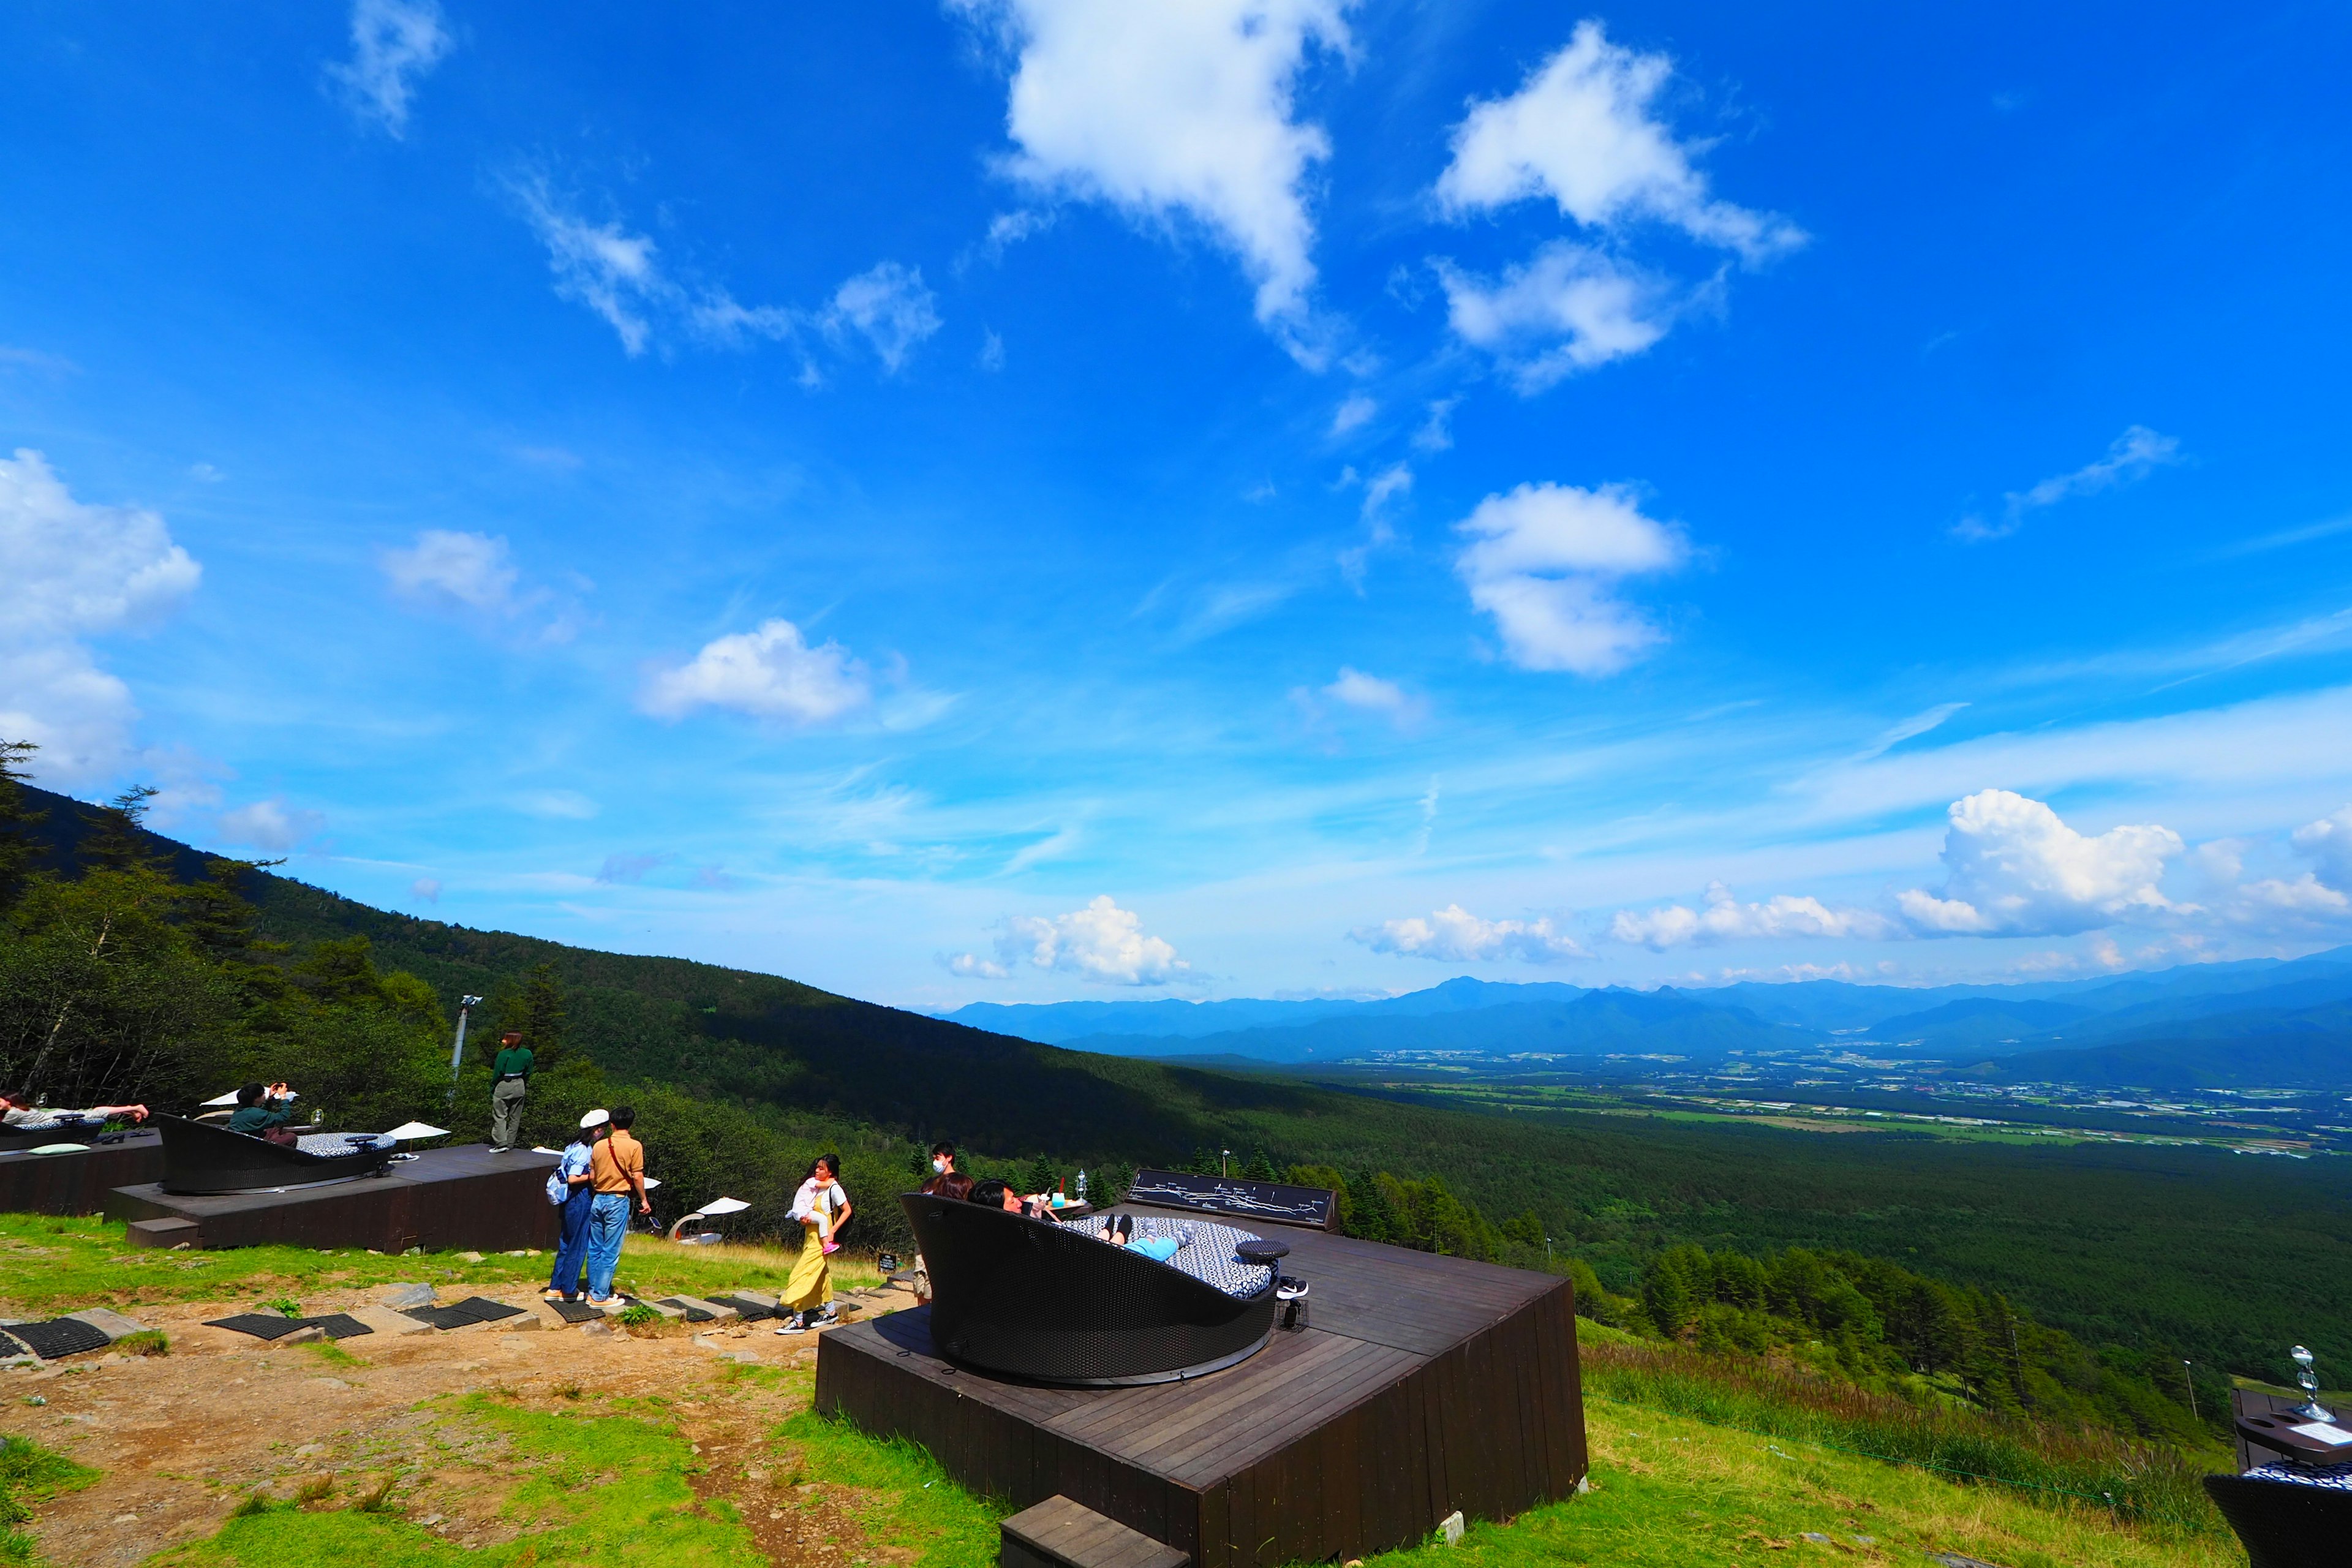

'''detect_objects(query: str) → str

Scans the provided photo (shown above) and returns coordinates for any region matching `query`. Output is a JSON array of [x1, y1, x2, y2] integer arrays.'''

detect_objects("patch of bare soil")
[[14, 1283, 914, 1567]]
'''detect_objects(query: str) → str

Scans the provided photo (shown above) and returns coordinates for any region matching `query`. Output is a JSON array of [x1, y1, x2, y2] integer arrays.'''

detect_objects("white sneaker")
[[776, 1316, 808, 1334]]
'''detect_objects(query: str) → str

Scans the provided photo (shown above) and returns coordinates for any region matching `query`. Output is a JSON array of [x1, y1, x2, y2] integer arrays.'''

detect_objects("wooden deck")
[[0, 1132, 164, 1216], [101, 1142, 562, 1252], [818, 1203, 1586, 1568]]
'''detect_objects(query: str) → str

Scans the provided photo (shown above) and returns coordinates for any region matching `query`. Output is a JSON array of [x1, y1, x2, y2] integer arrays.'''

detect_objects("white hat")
[[579, 1108, 611, 1129]]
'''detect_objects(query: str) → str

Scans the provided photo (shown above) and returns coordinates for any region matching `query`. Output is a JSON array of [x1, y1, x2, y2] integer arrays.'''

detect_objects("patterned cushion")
[[2245, 1461, 2352, 1491], [294, 1133, 395, 1157], [1123, 1215, 1275, 1299]]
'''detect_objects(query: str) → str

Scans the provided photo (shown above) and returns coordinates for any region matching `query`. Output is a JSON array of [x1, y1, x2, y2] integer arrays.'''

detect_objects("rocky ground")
[[13, 1280, 918, 1567]]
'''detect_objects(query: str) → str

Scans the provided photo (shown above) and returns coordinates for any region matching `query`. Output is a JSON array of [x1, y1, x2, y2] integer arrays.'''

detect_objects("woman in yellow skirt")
[[778, 1155, 850, 1333]]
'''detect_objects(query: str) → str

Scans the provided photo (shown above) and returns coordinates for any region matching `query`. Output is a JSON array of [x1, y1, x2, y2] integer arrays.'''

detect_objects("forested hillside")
[[6, 761, 2350, 1449]]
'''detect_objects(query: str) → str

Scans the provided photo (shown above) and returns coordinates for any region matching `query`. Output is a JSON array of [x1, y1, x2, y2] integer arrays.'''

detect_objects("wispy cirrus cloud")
[[326, 0, 454, 138], [1954, 426, 2181, 542]]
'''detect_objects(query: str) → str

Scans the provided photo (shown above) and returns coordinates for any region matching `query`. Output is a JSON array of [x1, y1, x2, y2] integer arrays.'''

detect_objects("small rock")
[[307, 1376, 350, 1390], [1852, 1536, 1875, 1547], [111, 1514, 138, 1525], [579, 1321, 614, 1338], [1801, 1533, 1834, 1545], [458, 1251, 485, 1264], [379, 1283, 435, 1310], [279, 1325, 326, 1345], [1439, 1510, 1464, 1547], [294, 1443, 323, 1457]]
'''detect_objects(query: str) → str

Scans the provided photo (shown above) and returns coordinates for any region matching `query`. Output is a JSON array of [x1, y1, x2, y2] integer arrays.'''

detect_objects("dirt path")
[[15, 1285, 914, 1567]]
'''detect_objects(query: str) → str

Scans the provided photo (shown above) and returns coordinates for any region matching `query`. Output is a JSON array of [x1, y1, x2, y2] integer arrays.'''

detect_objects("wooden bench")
[[1001, 1496, 1189, 1568]]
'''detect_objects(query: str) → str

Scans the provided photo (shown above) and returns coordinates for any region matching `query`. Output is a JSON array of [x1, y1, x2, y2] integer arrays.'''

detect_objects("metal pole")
[[2182, 1360, 2198, 1422], [1221, 1149, 1232, 1177], [448, 995, 483, 1112]]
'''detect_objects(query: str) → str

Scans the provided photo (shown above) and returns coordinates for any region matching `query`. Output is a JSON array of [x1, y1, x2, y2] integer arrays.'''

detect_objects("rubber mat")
[[402, 1296, 528, 1330], [9, 1317, 112, 1359], [204, 1312, 374, 1341], [545, 1298, 604, 1323]]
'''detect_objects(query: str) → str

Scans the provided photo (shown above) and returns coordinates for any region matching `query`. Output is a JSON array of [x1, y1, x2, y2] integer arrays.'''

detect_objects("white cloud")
[[1351, 902, 1588, 965], [957, 0, 1351, 353], [1453, 481, 1687, 674], [379, 529, 582, 641], [821, 262, 943, 372], [1411, 398, 1459, 453], [1433, 244, 1672, 391], [1955, 426, 2182, 543], [0, 450, 201, 785], [1430, 21, 1800, 389], [505, 173, 935, 372], [640, 619, 873, 727], [410, 877, 442, 903], [1323, 667, 1427, 729], [1436, 21, 1804, 261], [216, 798, 326, 853], [979, 329, 1007, 371], [1609, 881, 1894, 951], [2293, 805, 2352, 891], [513, 790, 598, 821], [963, 895, 1190, 986], [945, 951, 1011, 979], [326, 0, 453, 138], [597, 851, 674, 884], [1330, 394, 1376, 435], [1896, 789, 2188, 936]]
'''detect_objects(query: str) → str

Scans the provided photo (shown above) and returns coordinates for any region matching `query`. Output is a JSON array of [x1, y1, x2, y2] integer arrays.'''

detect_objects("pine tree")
[[1242, 1147, 1280, 1183], [1024, 1152, 1059, 1197], [0, 739, 45, 910], [81, 785, 164, 874], [512, 961, 567, 1068]]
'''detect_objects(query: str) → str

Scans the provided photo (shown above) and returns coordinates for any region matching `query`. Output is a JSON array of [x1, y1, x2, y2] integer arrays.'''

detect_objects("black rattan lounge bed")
[[153, 1113, 396, 1195], [903, 1193, 1280, 1386]]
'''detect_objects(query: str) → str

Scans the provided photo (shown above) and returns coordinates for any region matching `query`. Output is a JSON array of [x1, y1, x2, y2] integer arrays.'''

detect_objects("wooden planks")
[[1003, 1495, 1191, 1568], [0, 1134, 164, 1216], [821, 1208, 1587, 1568], [99, 1144, 560, 1253]]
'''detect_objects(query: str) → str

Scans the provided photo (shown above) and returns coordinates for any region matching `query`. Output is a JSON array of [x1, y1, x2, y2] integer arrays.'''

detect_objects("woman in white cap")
[[544, 1110, 606, 1302]]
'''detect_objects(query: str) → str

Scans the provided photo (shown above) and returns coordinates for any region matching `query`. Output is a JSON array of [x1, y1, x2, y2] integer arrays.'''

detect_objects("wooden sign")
[[1125, 1168, 1340, 1231]]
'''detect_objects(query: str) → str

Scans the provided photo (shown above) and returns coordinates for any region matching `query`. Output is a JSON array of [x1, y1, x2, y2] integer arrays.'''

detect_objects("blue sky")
[[6, 1, 2352, 1006]]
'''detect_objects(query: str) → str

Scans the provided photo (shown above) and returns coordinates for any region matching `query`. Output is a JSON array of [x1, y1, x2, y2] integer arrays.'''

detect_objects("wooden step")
[[1001, 1496, 1188, 1568]]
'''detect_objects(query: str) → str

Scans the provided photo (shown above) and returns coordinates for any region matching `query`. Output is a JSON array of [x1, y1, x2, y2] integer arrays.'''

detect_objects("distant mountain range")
[[943, 950, 2352, 1088]]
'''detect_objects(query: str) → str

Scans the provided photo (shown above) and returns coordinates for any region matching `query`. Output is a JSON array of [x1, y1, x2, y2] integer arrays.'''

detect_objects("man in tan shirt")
[[583, 1106, 649, 1303]]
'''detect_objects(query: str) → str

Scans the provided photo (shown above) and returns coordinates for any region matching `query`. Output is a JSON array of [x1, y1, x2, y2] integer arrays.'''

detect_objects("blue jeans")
[[549, 1186, 593, 1297], [586, 1193, 630, 1299]]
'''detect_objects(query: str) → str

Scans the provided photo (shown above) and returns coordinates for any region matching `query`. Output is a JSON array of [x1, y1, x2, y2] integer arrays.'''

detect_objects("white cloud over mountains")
[[0, 450, 200, 785], [506, 173, 940, 371], [1610, 884, 1894, 950], [1453, 481, 1687, 674], [1432, 21, 1802, 390], [379, 529, 584, 641], [641, 619, 873, 728], [1352, 903, 1587, 964], [951, 895, 1191, 985], [1895, 790, 2188, 936], [327, 0, 453, 138], [956, 0, 1351, 358], [216, 797, 327, 854]]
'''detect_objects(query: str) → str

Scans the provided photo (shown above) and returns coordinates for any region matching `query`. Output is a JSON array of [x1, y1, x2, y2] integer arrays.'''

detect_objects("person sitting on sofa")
[[225, 1082, 298, 1139], [0, 1088, 149, 1126]]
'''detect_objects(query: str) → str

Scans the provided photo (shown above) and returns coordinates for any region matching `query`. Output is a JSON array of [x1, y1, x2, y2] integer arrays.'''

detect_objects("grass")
[[1361, 1396, 2239, 1568], [147, 1391, 766, 1568], [1577, 1340, 2226, 1540], [0, 1434, 97, 1565], [0, 1215, 878, 1319], [767, 1406, 1006, 1568]]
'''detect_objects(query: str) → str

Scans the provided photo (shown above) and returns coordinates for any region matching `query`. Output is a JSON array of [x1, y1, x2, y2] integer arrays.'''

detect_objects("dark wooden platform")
[[102, 1142, 562, 1252], [0, 1133, 164, 1216], [818, 1204, 1585, 1568]]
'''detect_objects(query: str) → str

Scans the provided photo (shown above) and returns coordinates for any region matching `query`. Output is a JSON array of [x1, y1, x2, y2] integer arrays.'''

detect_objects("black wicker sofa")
[[903, 1193, 1281, 1386], [153, 1112, 396, 1195]]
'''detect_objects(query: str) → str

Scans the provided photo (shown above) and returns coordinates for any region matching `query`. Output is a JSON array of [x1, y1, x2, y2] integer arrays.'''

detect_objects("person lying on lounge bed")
[[225, 1082, 298, 1138], [0, 1088, 149, 1126], [966, 1178, 1062, 1221]]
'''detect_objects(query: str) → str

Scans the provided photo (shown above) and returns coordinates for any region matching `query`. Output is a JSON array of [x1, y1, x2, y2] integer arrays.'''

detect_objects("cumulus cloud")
[[956, 0, 1351, 355], [2293, 805, 2352, 891], [1433, 244, 1672, 392], [1351, 903, 1587, 965], [1896, 790, 2189, 936], [1330, 394, 1376, 435], [640, 619, 873, 727], [953, 895, 1191, 986], [505, 172, 937, 370], [379, 529, 583, 641], [410, 877, 442, 903], [216, 798, 326, 854], [1436, 21, 1803, 258], [1453, 481, 1687, 674], [1955, 426, 2181, 543], [1431, 21, 1801, 388], [1322, 667, 1427, 729], [1609, 882, 1894, 951], [821, 262, 944, 372], [0, 450, 201, 785], [326, 0, 453, 138]]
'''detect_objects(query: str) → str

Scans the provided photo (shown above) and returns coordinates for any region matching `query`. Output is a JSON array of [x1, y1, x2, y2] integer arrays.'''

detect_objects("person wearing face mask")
[[918, 1140, 974, 1202]]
